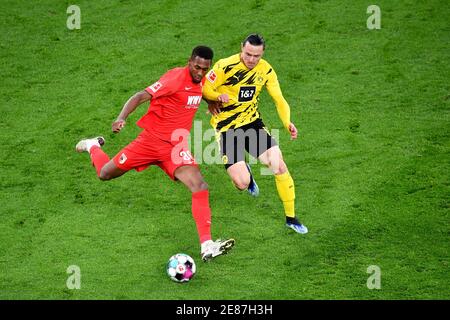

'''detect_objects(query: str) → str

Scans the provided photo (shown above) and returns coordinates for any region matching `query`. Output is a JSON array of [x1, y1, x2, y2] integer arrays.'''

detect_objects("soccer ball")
[[166, 253, 196, 283]]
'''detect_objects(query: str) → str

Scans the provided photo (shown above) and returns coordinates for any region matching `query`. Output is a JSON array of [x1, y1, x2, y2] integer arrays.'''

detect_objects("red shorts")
[[112, 130, 197, 180]]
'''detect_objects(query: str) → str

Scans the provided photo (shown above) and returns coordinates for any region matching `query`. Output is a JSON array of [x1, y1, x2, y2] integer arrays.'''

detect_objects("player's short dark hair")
[[191, 45, 214, 60], [242, 33, 265, 49]]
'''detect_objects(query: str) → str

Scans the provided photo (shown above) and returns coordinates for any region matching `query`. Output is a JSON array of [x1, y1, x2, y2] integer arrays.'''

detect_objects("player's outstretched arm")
[[266, 69, 295, 137], [112, 90, 151, 133]]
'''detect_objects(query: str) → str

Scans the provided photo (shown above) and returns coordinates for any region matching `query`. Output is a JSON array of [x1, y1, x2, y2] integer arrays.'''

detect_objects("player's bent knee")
[[234, 183, 248, 191], [198, 181, 208, 191], [232, 178, 250, 191], [268, 154, 287, 175], [98, 172, 111, 181], [98, 167, 114, 181], [189, 180, 208, 193], [194, 178, 208, 190]]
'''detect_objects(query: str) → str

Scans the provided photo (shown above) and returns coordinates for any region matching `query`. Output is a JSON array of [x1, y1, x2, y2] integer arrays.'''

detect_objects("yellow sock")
[[274, 172, 295, 218]]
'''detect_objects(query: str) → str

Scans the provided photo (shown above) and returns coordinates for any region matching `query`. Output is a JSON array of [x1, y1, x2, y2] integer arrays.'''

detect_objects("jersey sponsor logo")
[[238, 86, 256, 102], [207, 70, 217, 83], [119, 153, 127, 164], [186, 95, 202, 108], [148, 81, 163, 93]]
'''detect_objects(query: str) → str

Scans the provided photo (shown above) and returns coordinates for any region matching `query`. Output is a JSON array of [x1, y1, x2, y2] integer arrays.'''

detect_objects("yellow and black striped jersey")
[[203, 53, 291, 132]]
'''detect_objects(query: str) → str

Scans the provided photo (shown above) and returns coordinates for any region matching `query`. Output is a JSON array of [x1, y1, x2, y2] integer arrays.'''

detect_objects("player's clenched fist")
[[207, 101, 222, 116], [289, 123, 298, 140], [112, 119, 126, 133]]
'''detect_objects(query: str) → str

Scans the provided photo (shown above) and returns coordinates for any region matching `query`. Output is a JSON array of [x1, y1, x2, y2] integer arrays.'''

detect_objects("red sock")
[[191, 190, 212, 244], [89, 146, 110, 177]]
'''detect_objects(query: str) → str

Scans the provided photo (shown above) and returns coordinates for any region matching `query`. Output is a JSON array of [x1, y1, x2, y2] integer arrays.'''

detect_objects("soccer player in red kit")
[[75, 46, 234, 262]]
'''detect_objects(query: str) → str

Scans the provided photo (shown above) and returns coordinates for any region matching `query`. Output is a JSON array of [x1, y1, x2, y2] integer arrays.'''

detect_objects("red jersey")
[[137, 66, 204, 142]]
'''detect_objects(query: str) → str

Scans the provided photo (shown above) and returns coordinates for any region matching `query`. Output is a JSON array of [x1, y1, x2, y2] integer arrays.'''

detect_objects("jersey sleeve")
[[266, 68, 291, 131], [202, 61, 225, 101], [145, 70, 178, 99]]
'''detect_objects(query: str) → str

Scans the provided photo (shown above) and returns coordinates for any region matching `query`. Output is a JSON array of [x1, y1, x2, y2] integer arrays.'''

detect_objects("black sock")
[[286, 216, 299, 224]]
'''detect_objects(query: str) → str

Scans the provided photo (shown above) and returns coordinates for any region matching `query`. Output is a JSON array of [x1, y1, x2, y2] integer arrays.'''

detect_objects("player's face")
[[188, 56, 211, 83], [240, 42, 264, 70]]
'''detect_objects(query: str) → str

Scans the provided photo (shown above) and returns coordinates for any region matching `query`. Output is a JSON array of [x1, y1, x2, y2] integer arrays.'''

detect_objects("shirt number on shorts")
[[238, 86, 256, 102], [180, 150, 194, 163]]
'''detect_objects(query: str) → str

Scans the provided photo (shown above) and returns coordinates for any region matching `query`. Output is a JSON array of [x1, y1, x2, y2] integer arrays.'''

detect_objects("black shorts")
[[218, 119, 278, 169]]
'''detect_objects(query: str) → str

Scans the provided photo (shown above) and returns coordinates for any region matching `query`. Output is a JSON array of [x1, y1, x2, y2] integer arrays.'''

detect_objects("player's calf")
[[231, 175, 251, 191]]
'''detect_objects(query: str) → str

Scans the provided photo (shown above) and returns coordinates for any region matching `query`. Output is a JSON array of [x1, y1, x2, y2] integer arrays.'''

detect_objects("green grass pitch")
[[0, 0, 448, 299]]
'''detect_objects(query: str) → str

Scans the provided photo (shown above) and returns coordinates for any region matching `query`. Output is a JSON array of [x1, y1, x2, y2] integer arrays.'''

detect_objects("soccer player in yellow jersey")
[[203, 34, 308, 234]]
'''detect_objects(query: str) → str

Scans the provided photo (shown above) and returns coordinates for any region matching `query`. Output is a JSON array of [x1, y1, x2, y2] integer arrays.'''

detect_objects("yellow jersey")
[[203, 53, 291, 132]]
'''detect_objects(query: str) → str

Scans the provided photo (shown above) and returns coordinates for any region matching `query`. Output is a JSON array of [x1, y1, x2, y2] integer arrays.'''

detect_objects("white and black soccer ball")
[[166, 253, 196, 283]]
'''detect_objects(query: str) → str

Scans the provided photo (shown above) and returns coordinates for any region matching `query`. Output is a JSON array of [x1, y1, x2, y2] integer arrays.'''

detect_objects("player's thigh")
[[258, 145, 281, 164], [111, 132, 160, 172], [258, 145, 287, 174], [99, 160, 128, 180]]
